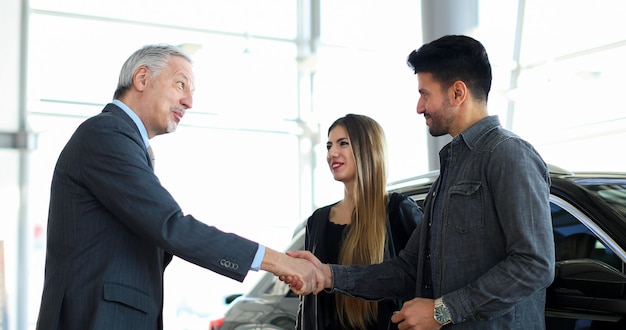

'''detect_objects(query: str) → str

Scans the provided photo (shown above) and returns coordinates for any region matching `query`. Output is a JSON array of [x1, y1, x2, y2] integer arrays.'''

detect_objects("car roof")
[[387, 164, 626, 194]]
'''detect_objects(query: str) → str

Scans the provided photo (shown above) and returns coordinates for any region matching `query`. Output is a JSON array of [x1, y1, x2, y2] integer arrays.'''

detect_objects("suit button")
[[220, 259, 239, 270]]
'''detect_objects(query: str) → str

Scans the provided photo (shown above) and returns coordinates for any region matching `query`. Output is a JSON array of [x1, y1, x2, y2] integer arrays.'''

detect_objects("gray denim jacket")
[[330, 116, 555, 329]]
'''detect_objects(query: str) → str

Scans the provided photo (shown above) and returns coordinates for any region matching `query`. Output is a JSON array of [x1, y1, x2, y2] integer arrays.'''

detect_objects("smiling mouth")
[[423, 114, 432, 125], [172, 110, 184, 122]]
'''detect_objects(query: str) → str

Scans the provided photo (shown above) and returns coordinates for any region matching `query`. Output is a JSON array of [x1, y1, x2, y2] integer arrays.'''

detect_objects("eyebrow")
[[328, 137, 349, 144]]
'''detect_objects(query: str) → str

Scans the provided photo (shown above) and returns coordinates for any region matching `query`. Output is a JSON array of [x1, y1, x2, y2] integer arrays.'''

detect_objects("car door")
[[546, 194, 626, 329]]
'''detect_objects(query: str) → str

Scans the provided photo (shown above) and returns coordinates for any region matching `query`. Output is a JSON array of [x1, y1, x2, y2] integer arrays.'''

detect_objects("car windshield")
[[575, 178, 626, 219]]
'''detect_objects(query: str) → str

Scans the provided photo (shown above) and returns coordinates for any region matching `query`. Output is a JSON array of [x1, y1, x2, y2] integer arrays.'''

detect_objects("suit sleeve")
[[78, 116, 257, 281]]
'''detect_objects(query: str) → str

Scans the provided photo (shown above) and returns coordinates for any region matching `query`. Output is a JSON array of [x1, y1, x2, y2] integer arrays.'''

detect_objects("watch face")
[[435, 305, 451, 323]]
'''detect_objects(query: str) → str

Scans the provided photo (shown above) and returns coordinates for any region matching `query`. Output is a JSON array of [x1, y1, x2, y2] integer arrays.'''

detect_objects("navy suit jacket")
[[36, 104, 259, 330]]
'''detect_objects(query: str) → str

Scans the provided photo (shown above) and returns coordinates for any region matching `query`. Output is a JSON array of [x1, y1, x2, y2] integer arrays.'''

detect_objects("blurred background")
[[1, 0, 625, 329]]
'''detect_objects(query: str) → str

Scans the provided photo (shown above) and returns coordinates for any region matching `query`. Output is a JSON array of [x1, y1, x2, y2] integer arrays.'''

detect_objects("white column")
[[296, 0, 321, 219], [420, 0, 479, 171], [0, 0, 33, 329]]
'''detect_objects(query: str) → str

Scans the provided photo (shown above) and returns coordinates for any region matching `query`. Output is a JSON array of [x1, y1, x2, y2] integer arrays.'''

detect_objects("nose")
[[327, 146, 338, 160], [181, 91, 193, 109], [416, 97, 425, 115]]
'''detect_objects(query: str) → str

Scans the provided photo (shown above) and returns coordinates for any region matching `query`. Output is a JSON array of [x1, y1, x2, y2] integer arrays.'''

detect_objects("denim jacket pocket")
[[445, 181, 484, 233]]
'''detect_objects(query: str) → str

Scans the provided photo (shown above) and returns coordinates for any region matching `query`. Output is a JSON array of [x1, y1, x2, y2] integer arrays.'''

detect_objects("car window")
[[552, 202, 623, 272], [574, 178, 626, 219]]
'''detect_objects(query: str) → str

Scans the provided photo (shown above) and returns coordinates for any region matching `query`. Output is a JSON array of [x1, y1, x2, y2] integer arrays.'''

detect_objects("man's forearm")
[[261, 247, 289, 275], [329, 261, 417, 301]]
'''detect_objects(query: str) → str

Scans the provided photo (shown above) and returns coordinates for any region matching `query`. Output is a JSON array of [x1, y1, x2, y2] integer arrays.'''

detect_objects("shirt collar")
[[456, 115, 501, 150], [112, 99, 150, 149]]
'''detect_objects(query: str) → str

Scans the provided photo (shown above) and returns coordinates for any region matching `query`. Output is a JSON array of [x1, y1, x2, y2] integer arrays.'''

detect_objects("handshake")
[[263, 248, 330, 295]]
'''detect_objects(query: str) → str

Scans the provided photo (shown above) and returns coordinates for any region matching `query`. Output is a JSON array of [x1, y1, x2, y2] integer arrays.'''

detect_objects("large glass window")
[[30, 0, 297, 39], [313, 0, 426, 207], [503, 0, 626, 172]]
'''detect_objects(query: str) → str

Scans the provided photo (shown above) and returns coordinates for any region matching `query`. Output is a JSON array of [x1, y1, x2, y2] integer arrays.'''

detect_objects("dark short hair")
[[407, 35, 492, 102]]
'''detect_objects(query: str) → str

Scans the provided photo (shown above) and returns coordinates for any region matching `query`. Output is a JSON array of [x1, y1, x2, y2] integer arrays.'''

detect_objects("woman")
[[297, 114, 423, 330]]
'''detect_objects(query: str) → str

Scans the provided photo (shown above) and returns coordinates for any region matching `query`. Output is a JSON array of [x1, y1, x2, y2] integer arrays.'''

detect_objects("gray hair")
[[113, 44, 192, 100]]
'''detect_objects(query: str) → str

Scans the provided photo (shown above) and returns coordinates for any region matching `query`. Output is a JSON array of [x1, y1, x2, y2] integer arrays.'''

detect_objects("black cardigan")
[[296, 192, 424, 330]]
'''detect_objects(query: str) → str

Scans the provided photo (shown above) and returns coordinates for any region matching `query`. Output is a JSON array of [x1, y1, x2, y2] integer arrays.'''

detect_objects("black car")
[[210, 166, 626, 329]]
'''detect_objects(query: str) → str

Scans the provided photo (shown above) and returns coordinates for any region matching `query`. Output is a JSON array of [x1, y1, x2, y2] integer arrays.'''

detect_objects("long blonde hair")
[[328, 114, 388, 329]]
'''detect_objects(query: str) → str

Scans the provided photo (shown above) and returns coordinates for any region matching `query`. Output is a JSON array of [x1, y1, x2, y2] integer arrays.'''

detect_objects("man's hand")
[[286, 250, 323, 269], [261, 248, 324, 295], [390, 298, 442, 330], [278, 250, 332, 294]]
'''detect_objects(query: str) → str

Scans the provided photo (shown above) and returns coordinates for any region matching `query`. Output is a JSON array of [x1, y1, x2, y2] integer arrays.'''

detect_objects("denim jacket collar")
[[455, 115, 501, 150]]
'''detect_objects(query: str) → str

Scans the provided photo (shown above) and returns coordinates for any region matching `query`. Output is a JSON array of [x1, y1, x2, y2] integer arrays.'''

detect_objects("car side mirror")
[[225, 293, 242, 304], [553, 258, 626, 298]]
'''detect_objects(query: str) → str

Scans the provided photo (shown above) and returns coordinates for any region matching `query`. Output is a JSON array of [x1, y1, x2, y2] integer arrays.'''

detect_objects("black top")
[[324, 222, 347, 329], [296, 192, 424, 330], [325, 222, 346, 264]]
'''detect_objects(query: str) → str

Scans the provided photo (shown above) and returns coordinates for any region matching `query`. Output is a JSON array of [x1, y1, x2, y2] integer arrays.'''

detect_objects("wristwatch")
[[434, 297, 452, 326]]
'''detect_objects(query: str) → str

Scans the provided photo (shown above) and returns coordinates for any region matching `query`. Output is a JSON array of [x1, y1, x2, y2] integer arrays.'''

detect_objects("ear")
[[450, 80, 467, 105], [133, 66, 150, 92]]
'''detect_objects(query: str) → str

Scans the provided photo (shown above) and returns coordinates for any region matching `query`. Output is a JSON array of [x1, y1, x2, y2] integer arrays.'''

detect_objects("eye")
[[177, 81, 185, 89], [340, 141, 350, 146], [326, 143, 332, 150]]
